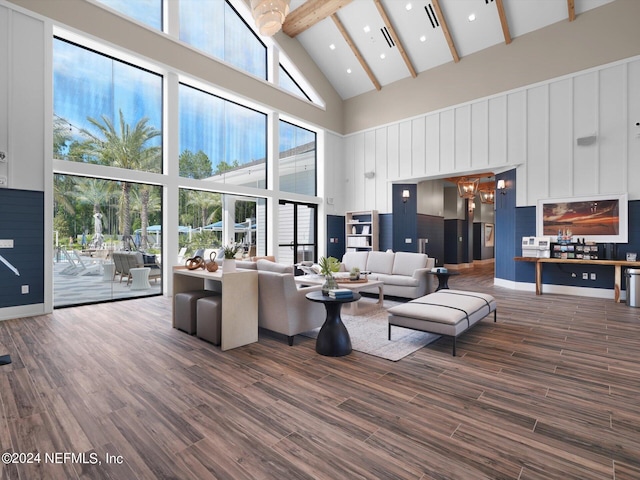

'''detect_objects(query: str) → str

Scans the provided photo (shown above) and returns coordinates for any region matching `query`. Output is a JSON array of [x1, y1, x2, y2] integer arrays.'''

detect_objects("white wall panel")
[[0, 6, 7, 187], [628, 60, 640, 194], [398, 120, 412, 179], [387, 123, 399, 180], [573, 72, 599, 196], [599, 64, 626, 194], [324, 132, 345, 216], [342, 55, 640, 213], [425, 113, 440, 175], [454, 105, 471, 172], [526, 85, 549, 204], [411, 117, 426, 177], [363, 130, 376, 208], [471, 101, 488, 169], [353, 134, 366, 211], [548, 78, 573, 198], [488, 96, 507, 166], [10, 11, 45, 191], [342, 135, 356, 211], [375, 127, 389, 212], [507, 90, 527, 205], [439, 110, 455, 174]]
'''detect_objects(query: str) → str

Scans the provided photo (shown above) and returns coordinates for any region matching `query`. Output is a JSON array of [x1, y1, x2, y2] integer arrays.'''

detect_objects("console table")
[[172, 266, 258, 350], [514, 257, 640, 302]]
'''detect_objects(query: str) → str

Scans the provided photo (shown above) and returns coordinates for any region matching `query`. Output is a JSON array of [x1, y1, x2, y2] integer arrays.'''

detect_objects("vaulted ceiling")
[[283, 0, 616, 99]]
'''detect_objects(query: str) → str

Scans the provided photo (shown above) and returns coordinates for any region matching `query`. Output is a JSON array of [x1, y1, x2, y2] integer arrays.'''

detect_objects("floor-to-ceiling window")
[[53, 38, 163, 307]]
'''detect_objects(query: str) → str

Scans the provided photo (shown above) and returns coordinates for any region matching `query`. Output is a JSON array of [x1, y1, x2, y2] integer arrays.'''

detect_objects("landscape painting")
[[537, 194, 628, 243]]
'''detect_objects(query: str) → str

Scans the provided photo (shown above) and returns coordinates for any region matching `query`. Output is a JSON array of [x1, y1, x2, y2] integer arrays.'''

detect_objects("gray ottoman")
[[175, 290, 217, 334], [196, 295, 222, 345]]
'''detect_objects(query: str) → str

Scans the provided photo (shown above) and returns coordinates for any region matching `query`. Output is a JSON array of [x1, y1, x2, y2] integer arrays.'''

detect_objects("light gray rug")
[[302, 299, 441, 362]]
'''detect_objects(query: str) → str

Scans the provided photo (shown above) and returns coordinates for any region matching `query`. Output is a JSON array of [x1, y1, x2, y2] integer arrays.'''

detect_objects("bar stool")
[[196, 295, 222, 345], [175, 290, 217, 334]]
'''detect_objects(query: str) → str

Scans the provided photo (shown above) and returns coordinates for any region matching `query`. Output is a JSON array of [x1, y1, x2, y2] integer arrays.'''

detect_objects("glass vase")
[[322, 274, 338, 293]]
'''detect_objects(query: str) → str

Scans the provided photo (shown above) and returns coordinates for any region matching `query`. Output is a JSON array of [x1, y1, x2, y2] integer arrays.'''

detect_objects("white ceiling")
[[289, 0, 616, 99]]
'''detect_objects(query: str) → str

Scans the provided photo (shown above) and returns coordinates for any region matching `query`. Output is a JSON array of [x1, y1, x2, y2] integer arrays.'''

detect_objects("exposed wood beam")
[[495, 0, 512, 44], [373, 0, 417, 78], [331, 13, 381, 91], [431, 0, 460, 63], [283, 0, 352, 37], [567, 0, 576, 21]]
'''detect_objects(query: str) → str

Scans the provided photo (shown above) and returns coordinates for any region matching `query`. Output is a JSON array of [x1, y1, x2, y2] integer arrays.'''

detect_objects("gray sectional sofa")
[[339, 251, 435, 299]]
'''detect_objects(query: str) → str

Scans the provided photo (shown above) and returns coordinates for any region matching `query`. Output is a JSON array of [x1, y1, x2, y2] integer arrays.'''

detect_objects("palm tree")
[[79, 110, 161, 241], [131, 185, 161, 249], [185, 190, 222, 228]]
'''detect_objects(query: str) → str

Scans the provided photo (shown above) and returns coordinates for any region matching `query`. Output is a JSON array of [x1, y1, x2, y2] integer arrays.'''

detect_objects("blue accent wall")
[[326, 215, 345, 259], [379, 214, 393, 251], [392, 184, 417, 252], [495, 170, 640, 293], [0, 189, 44, 307]]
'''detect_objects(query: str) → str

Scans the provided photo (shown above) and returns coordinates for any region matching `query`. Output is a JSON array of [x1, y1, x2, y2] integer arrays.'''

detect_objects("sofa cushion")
[[235, 260, 258, 270], [256, 259, 294, 274], [342, 251, 368, 272], [366, 251, 395, 275], [392, 252, 428, 276], [375, 273, 418, 287]]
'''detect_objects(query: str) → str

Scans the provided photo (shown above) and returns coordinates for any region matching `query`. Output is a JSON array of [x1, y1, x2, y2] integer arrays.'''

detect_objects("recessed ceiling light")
[[380, 53, 386, 59], [468, 13, 476, 22], [347, 68, 352, 74], [405, 3, 412, 10], [419, 35, 426, 42], [363, 25, 370, 33], [329, 44, 336, 50]]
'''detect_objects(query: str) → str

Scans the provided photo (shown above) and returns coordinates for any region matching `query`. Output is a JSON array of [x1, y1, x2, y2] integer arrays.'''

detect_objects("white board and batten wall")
[[340, 55, 640, 214]]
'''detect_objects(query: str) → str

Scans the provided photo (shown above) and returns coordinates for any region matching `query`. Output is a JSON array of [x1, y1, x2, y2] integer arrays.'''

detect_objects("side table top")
[[306, 291, 361, 304]]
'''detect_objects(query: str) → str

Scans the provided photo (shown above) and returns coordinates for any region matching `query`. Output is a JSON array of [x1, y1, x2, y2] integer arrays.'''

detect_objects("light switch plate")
[[0, 239, 14, 248]]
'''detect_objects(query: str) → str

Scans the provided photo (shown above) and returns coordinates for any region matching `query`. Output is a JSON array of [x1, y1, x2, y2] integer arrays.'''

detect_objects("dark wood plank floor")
[[1, 263, 640, 479]]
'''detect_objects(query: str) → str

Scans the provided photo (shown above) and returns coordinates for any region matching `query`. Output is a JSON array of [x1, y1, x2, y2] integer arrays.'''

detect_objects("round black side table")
[[427, 270, 460, 291], [305, 291, 361, 357]]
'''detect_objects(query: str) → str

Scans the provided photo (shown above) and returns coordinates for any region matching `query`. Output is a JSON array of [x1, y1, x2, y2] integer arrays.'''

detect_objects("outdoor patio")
[[53, 254, 162, 307]]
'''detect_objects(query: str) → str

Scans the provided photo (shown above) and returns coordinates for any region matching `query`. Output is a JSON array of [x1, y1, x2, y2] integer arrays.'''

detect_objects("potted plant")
[[319, 256, 340, 292], [222, 244, 240, 272]]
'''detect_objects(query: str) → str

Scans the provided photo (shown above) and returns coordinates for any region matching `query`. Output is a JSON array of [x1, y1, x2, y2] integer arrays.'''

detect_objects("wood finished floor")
[[1, 263, 640, 479]]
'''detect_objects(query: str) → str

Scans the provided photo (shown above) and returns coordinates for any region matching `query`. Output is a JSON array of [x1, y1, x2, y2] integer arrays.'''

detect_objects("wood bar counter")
[[514, 257, 640, 302]]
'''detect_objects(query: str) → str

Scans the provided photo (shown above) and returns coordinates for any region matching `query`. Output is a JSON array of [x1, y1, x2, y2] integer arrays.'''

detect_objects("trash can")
[[626, 268, 640, 308]]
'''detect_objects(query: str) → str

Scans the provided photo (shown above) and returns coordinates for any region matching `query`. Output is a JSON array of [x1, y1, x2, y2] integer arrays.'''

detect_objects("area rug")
[[302, 300, 440, 362]]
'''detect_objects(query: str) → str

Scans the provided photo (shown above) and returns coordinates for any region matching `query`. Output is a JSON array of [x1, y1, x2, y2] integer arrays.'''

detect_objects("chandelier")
[[456, 177, 479, 199], [250, 0, 290, 36]]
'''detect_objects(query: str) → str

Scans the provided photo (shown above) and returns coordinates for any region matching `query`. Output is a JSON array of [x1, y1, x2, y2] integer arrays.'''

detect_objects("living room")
[[1, 0, 640, 478]]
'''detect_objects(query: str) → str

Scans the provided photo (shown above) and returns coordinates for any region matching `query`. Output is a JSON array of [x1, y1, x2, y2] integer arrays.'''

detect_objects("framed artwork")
[[484, 223, 494, 247], [536, 193, 628, 243]]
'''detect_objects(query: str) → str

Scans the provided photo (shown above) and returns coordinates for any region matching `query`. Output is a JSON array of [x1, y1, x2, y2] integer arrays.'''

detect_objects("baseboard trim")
[[493, 278, 624, 301]]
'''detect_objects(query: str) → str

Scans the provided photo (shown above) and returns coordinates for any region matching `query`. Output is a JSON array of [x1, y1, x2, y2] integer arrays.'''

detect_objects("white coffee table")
[[294, 275, 384, 313]]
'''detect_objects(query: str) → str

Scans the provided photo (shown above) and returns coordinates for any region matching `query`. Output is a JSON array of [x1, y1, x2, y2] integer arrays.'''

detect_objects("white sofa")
[[340, 251, 435, 299]]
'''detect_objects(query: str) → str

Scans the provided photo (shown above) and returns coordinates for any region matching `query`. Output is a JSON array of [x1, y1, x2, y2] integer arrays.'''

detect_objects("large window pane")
[[95, 0, 162, 30], [53, 39, 163, 174], [279, 65, 310, 101], [53, 175, 162, 307], [180, 0, 266, 79], [279, 121, 316, 196], [179, 84, 267, 187], [179, 189, 266, 261]]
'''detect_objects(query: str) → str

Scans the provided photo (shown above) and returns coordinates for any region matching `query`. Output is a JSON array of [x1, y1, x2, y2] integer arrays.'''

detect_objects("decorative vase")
[[224, 258, 236, 273], [322, 274, 338, 292]]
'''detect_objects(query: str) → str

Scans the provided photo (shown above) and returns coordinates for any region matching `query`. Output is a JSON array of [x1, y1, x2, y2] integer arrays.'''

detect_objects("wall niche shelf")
[[346, 210, 378, 252]]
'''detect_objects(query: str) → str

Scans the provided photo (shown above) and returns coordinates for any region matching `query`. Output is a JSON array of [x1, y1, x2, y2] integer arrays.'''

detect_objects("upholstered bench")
[[387, 289, 497, 356]]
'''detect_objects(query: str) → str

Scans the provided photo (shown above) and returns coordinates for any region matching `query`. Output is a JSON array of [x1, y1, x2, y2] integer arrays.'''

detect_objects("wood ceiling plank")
[[567, 0, 576, 21], [495, 0, 512, 45], [283, 0, 352, 37], [373, 0, 417, 78], [331, 13, 381, 91], [431, 0, 460, 63]]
